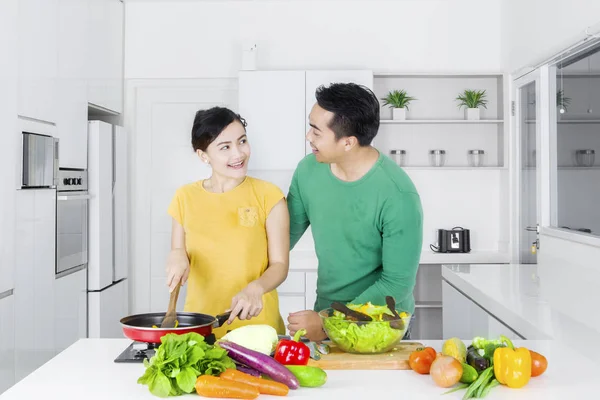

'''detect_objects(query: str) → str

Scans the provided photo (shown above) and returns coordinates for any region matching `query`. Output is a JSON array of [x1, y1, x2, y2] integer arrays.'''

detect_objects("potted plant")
[[557, 90, 571, 115], [456, 89, 488, 120], [381, 89, 416, 120]]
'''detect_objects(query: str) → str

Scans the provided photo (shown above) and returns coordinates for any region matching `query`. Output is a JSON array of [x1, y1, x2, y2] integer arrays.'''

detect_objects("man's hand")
[[228, 281, 265, 324], [287, 310, 327, 342]]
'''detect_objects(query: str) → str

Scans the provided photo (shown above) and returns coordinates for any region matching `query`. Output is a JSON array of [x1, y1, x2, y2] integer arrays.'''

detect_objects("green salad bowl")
[[319, 307, 412, 354]]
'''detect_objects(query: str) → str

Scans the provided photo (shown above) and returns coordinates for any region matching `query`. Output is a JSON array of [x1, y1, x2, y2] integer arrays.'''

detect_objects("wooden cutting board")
[[307, 341, 423, 370]]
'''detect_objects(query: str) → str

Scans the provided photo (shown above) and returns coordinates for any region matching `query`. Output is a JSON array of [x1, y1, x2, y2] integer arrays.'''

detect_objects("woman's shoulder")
[[246, 177, 285, 195], [172, 181, 204, 198]]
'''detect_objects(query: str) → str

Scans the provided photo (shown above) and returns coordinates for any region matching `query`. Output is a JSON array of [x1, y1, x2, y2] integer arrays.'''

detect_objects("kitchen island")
[[442, 263, 600, 362], [0, 338, 597, 399]]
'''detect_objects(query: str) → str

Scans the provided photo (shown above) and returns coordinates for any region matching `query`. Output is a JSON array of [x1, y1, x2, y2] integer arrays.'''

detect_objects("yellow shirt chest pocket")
[[238, 206, 259, 228]]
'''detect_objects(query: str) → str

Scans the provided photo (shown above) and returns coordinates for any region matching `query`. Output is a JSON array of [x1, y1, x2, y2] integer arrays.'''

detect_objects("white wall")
[[502, 0, 600, 72], [124, 0, 503, 79]]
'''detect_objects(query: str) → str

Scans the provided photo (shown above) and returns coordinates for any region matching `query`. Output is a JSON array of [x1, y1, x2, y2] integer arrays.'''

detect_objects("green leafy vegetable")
[[137, 332, 236, 398], [471, 337, 503, 350], [323, 315, 403, 353]]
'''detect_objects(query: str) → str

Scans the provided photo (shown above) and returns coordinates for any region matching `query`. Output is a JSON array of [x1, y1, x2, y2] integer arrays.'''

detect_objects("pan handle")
[[215, 311, 232, 328]]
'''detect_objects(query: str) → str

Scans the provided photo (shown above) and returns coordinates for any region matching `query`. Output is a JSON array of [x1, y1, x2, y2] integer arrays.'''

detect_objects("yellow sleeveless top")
[[168, 177, 286, 338]]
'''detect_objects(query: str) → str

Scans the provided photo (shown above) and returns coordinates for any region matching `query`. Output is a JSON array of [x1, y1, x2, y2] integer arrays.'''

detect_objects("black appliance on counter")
[[430, 227, 471, 253]]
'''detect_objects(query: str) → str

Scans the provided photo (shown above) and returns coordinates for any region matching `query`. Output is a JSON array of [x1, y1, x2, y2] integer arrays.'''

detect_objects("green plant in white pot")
[[382, 90, 416, 120], [556, 90, 571, 115], [456, 89, 488, 120]]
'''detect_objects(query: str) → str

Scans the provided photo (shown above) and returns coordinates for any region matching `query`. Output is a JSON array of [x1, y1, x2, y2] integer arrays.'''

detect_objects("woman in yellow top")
[[166, 106, 290, 338]]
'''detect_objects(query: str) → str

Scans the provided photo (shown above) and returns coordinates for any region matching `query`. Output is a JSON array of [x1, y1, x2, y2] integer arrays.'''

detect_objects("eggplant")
[[234, 362, 261, 378], [218, 341, 299, 389], [466, 345, 489, 373]]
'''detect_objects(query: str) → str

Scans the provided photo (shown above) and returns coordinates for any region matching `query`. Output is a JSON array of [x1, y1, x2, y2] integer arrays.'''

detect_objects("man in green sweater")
[[286, 83, 423, 341]]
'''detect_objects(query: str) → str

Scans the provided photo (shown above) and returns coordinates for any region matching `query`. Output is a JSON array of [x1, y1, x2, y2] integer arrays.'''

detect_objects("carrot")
[[194, 375, 259, 399], [220, 368, 290, 396]]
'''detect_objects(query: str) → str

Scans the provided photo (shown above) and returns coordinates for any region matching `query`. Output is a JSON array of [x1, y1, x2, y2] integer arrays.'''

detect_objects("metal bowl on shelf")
[[575, 149, 595, 167]]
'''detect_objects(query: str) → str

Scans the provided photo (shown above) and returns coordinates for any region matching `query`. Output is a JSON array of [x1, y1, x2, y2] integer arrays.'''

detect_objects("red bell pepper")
[[273, 329, 310, 366]]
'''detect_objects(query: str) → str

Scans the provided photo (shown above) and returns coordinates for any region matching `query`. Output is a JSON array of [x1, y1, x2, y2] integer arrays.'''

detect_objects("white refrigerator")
[[87, 120, 129, 338]]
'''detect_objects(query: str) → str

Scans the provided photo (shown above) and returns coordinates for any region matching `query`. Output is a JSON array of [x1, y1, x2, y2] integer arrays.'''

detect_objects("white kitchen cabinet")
[[239, 71, 306, 170], [442, 280, 524, 340], [87, 0, 124, 114], [305, 272, 318, 311], [88, 279, 129, 338], [411, 308, 443, 340], [54, 267, 88, 354], [56, 0, 89, 169], [0, 0, 18, 295], [0, 291, 15, 395], [304, 70, 373, 154], [17, 0, 59, 123], [278, 296, 306, 334], [238, 70, 373, 170], [14, 189, 57, 382]]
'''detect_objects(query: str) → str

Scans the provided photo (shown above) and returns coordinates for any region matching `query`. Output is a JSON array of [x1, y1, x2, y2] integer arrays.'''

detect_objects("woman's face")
[[198, 120, 250, 179]]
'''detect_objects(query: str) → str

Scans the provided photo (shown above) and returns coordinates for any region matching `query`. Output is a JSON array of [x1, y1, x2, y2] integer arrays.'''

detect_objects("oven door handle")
[[57, 194, 91, 201]]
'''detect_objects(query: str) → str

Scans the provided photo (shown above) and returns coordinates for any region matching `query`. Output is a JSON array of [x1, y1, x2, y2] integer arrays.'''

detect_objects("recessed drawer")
[[277, 272, 305, 294]]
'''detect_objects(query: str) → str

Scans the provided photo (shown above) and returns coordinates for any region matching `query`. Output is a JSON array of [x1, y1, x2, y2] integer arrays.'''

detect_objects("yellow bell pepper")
[[493, 335, 531, 389]]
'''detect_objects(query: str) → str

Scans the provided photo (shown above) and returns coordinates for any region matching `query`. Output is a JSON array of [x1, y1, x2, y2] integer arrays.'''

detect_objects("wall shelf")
[[402, 166, 507, 170], [526, 119, 600, 124], [415, 301, 443, 309], [381, 119, 504, 124]]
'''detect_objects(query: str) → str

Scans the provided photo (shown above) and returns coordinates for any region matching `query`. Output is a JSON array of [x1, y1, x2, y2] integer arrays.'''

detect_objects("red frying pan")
[[120, 311, 231, 344]]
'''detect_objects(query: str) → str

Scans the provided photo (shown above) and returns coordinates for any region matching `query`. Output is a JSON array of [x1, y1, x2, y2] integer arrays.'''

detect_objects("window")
[[550, 44, 600, 237]]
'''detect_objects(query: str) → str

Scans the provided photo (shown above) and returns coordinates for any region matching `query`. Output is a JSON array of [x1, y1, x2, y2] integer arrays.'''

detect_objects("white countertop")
[[290, 249, 509, 270], [442, 263, 600, 360], [1, 338, 598, 399], [442, 263, 554, 340]]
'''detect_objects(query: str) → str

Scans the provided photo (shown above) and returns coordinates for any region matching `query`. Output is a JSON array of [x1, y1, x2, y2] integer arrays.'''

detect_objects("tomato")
[[422, 347, 437, 359], [408, 347, 436, 374], [430, 355, 463, 388], [530, 350, 548, 377]]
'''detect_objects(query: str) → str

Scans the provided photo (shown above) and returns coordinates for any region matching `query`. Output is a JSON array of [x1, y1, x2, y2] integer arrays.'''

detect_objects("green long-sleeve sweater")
[[287, 153, 423, 314]]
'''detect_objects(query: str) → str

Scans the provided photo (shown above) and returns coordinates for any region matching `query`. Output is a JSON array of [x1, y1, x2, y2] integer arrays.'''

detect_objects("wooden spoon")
[[160, 281, 181, 328]]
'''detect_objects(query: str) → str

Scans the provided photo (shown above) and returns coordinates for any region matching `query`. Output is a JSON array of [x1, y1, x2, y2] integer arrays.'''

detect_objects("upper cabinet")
[[87, 0, 124, 114], [304, 70, 373, 154], [17, 0, 124, 169], [0, 0, 18, 296], [238, 70, 373, 171], [17, 0, 59, 123], [239, 71, 307, 171], [56, 0, 91, 169]]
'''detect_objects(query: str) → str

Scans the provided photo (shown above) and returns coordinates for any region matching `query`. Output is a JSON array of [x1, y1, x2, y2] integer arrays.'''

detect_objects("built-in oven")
[[56, 168, 89, 277]]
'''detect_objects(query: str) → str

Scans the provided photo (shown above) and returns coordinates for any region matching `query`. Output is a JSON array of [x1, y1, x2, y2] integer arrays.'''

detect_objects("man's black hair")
[[315, 82, 380, 146]]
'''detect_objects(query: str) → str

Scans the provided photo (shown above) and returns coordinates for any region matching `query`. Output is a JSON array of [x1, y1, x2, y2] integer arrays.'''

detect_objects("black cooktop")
[[114, 334, 216, 363]]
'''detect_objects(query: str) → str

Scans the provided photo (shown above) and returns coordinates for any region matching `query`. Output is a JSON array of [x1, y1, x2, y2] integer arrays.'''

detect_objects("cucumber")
[[460, 363, 478, 384], [285, 365, 327, 388]]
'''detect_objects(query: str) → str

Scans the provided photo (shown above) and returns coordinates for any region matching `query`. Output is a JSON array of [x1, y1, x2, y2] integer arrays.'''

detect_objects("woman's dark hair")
[[191, 107, 247, 151], [315, 83, 380, 146]]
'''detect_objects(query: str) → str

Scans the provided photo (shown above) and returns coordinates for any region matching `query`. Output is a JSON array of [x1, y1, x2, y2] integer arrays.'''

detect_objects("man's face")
[[306, 103, 346, 163]]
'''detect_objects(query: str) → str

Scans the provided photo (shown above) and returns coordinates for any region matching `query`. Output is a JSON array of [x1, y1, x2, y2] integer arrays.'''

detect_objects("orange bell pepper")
[[493, 335, 531, 389]]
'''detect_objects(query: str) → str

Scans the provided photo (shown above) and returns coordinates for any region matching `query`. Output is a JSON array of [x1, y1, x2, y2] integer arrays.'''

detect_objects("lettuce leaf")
[[137, 332, 235, 397], [323, 314, 403, 353]]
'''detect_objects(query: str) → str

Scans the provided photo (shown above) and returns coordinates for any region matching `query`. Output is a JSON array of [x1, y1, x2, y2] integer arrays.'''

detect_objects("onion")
[[430, 355, 463, 388]]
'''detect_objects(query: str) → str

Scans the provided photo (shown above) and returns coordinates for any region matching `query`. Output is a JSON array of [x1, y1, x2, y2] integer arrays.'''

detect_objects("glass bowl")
[[319, 307, 412, 354]]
